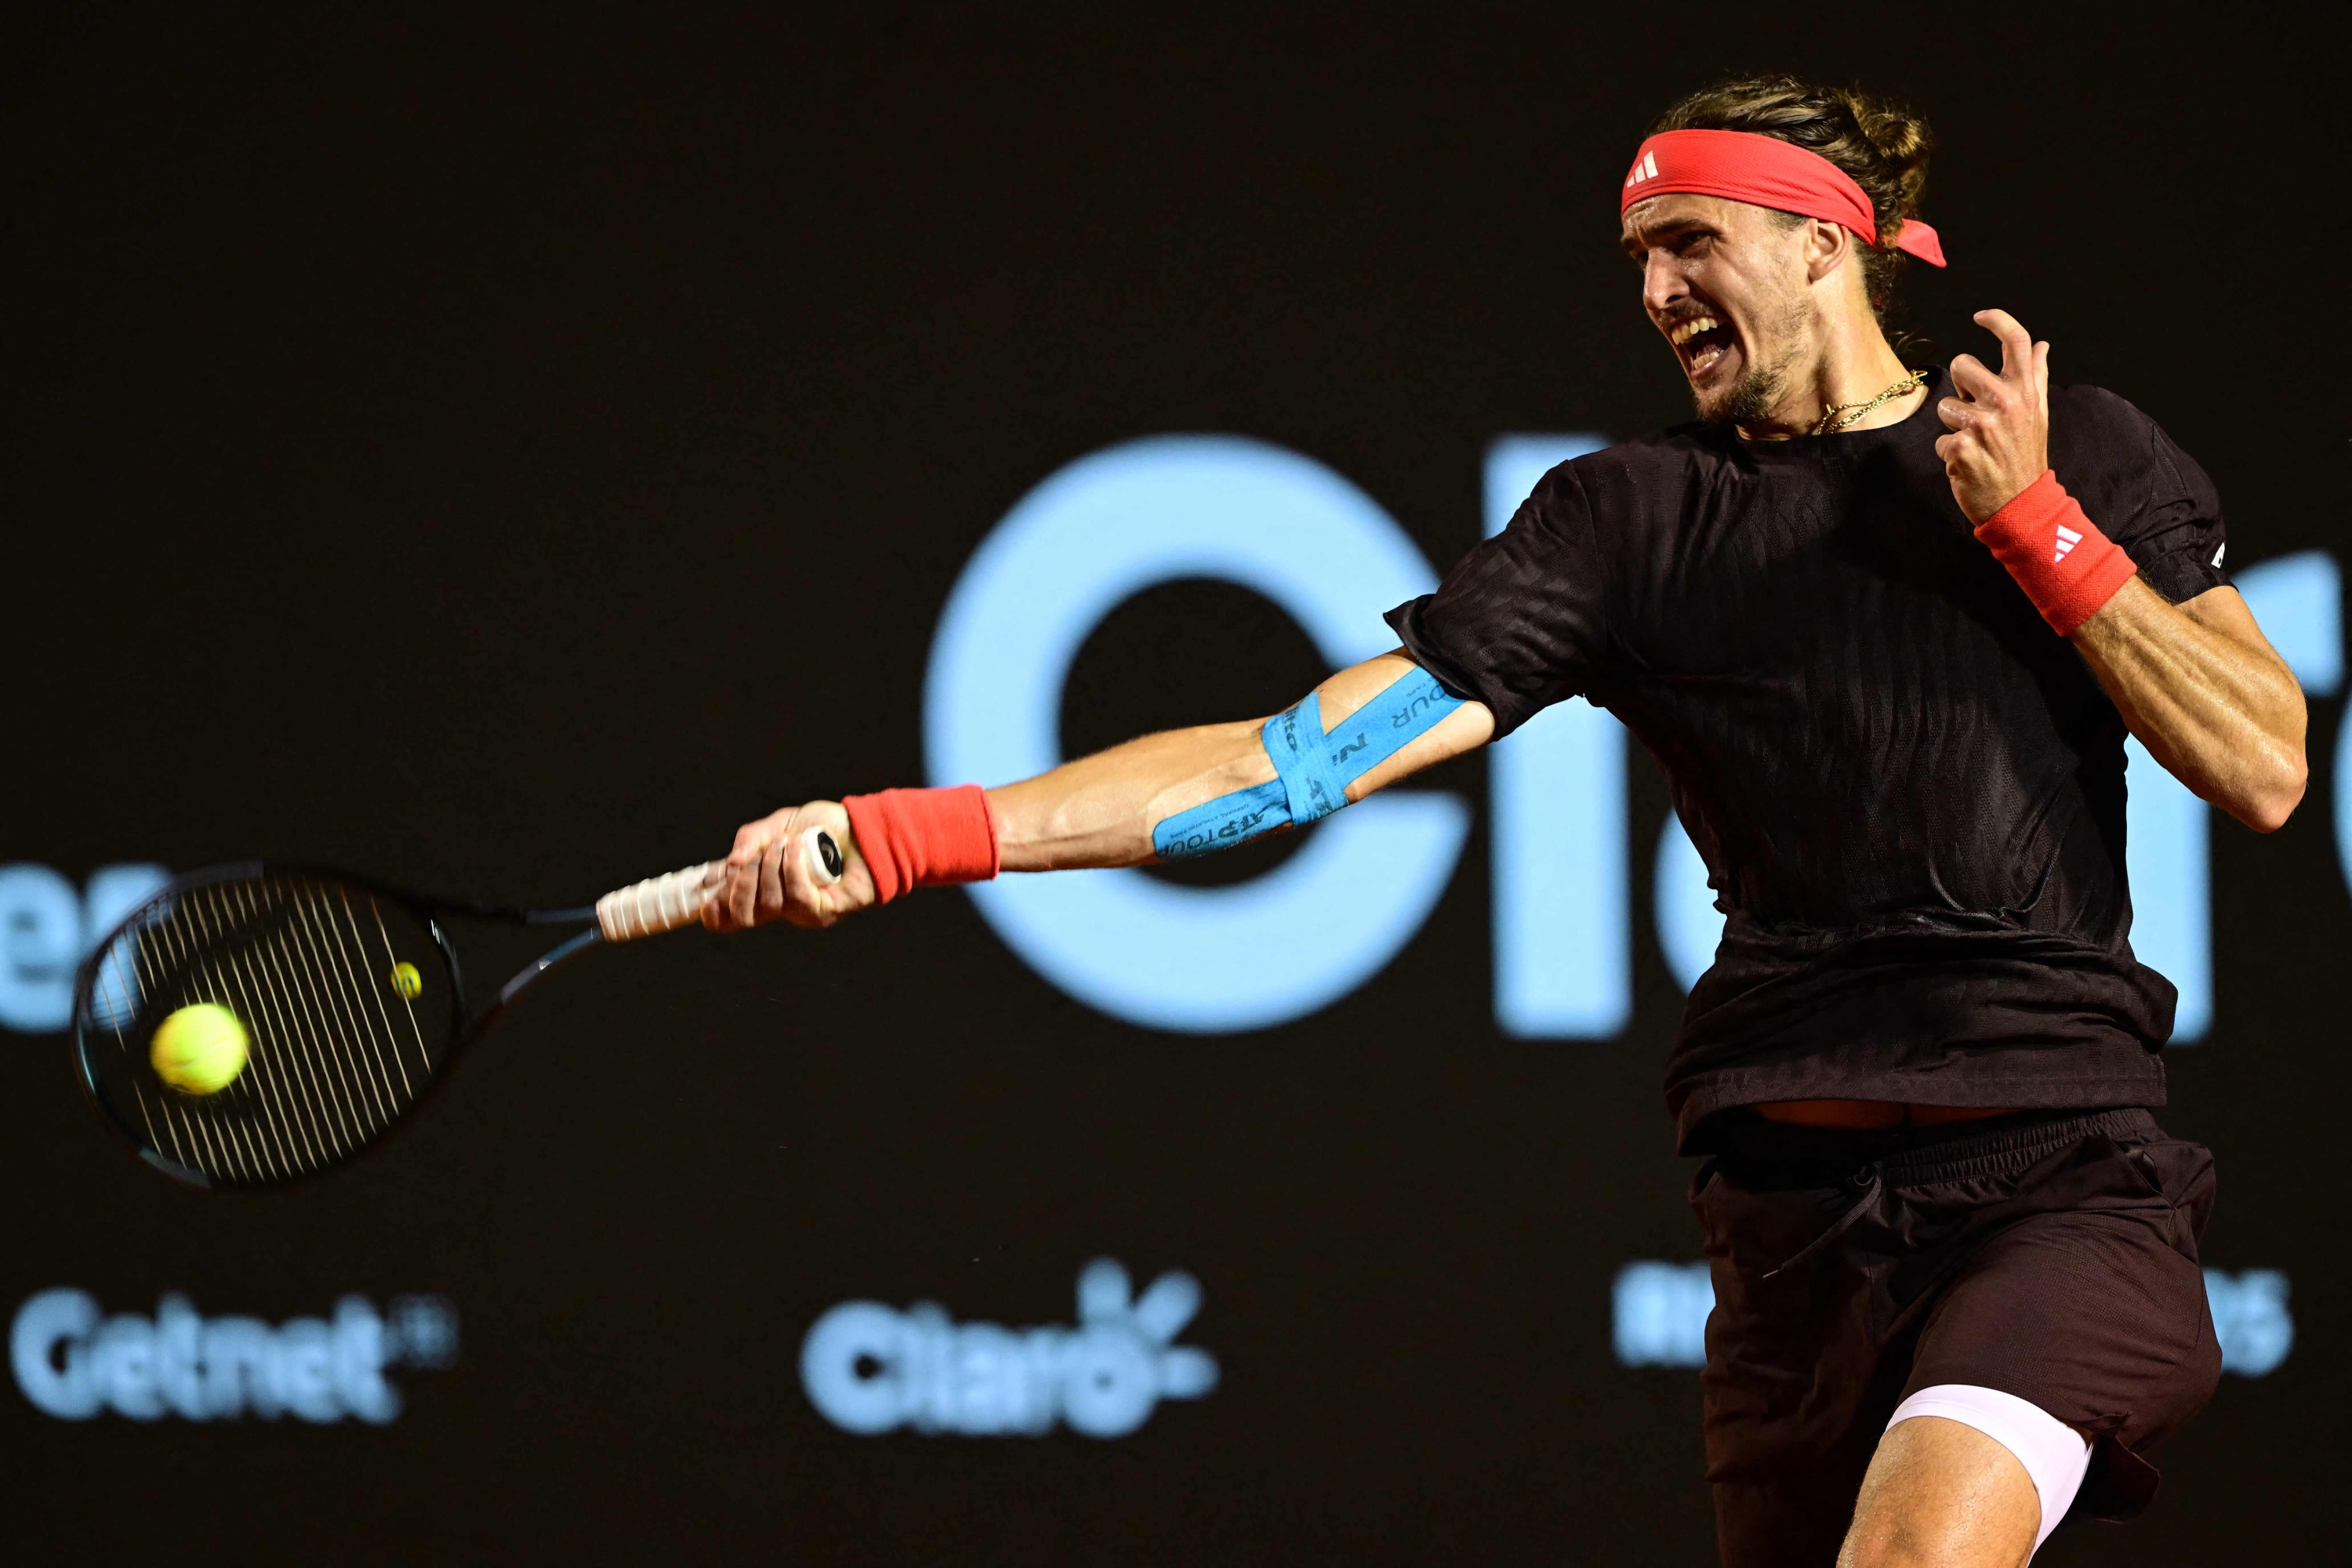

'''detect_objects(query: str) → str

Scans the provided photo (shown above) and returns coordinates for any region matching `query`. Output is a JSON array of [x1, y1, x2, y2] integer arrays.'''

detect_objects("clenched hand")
[[702, 800, 877, 931]]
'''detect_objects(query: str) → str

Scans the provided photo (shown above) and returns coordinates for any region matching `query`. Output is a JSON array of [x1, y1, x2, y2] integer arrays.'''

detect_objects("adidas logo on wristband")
[[2053, 523, 2082, 565]]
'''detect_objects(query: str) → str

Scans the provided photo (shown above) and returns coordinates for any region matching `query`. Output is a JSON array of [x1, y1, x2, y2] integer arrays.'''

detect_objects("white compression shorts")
[[1887, 1383, 2092, 1554]]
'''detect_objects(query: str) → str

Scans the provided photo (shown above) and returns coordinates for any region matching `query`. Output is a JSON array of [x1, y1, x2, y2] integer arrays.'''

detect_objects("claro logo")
[[11, 1290, 457, 1423], [802, 1258, 1217, 1438]]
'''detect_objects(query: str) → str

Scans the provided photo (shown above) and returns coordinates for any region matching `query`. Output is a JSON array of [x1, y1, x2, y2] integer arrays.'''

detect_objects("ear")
[[1802, 217, 1854, 285]]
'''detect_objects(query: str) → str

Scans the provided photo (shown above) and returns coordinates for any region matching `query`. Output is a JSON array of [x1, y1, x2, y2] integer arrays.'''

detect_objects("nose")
[[1640, 249, 1688, 318]]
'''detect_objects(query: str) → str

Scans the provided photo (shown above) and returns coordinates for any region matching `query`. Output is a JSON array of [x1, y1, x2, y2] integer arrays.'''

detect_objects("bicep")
[[1385, 470, 1609, 739]]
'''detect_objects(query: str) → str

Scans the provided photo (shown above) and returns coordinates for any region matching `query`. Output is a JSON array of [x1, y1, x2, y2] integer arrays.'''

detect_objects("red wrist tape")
[[1973, 470, 2137, 637], [840, 785, 1001, 905]]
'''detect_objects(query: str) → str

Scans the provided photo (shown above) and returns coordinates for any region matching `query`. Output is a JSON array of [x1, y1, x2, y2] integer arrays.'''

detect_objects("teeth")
[[1670, 316, 1721, 347]]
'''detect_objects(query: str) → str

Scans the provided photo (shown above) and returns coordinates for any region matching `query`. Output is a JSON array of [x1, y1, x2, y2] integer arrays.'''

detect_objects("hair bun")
[[1836, 89, 1933, 215]]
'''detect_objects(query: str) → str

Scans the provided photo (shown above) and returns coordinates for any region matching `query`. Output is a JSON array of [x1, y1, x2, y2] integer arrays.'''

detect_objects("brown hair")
[[1651, 74, 1933, 319]]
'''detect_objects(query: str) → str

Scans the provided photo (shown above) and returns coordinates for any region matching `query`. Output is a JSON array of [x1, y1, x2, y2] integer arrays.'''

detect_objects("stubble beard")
[[1708, 358, 1787, 428], [1694, 293, 1810, 430]]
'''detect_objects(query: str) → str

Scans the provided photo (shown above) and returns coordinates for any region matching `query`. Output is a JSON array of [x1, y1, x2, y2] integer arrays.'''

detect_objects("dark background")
[[4, 5, 2343, 1563]]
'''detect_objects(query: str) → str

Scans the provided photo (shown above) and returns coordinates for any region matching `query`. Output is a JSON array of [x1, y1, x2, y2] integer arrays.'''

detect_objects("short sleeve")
[[2123, 423, 2230, 604], [1383, 462, 1610, 739], [2056, 389, 2230, 606]]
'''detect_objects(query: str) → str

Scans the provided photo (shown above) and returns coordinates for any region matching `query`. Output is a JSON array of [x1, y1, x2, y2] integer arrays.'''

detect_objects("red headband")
[[1621, 129, 1946, 267]]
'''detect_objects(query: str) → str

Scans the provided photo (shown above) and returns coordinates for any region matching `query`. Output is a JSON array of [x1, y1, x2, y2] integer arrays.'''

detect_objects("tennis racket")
[[70, 830, 844, 1190]]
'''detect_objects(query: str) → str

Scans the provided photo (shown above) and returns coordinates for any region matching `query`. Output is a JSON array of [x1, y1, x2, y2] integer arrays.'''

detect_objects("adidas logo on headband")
[[1616, 130, 1948, 267]]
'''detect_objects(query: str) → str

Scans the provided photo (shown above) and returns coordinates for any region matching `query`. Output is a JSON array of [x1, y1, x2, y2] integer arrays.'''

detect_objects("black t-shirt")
[[1388, 368, 2231, 1151]]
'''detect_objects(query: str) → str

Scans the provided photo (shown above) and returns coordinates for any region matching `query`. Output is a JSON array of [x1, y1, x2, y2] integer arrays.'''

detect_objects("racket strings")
[[131, 883, 325, 1181], [117, 899, 269, 1180], [192, 884, 358, 1178], [165, 888, 296, 1179], [91, 877, 445, 1185]]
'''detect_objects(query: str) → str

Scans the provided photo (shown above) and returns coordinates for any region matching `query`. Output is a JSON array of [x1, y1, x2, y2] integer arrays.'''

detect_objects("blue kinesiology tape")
[[1319, 666, 1463, 786], [1264, 692, 1350, 826], [1149, 666, 1465, 861], [1151, 779, 1288, 860]]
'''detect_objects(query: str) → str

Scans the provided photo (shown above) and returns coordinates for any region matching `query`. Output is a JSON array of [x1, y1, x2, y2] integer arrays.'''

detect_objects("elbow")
[[2234, 755, 2308, 835]]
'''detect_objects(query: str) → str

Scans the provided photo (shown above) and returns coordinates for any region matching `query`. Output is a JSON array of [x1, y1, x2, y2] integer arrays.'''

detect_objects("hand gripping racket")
[[70, 830, 844, 1189]]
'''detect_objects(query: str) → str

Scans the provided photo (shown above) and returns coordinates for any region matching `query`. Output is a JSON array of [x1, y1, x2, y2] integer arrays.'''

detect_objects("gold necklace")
[[1813, 369, 1928, 435]]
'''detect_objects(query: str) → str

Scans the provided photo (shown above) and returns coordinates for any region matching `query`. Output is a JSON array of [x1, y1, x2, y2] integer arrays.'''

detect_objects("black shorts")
[[1688, 1107, 2221, 1568]]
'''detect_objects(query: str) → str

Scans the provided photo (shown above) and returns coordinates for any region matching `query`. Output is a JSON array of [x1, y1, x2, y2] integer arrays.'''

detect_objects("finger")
[[728, 832, 768, 928], [2034, 339, 2050, 409], [1936, 397, 1982, 433], [713, 837, 749, 929], [1945, 353, 2002, 404], [757, 827, 789, 920], [699, 862, 735, 931], [778, 826, 823, 927], [725, 822, 766, 887], [725, 824, 758, 872], [1973, 309, 2034, 383]]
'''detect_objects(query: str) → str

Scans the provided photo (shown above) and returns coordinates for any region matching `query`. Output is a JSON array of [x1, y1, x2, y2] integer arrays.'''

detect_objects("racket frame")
[[71, 861, 623, 1192]]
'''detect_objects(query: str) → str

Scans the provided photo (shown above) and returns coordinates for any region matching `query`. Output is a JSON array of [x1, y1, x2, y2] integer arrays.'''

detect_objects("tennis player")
[[710, 76, 2307, 1567]]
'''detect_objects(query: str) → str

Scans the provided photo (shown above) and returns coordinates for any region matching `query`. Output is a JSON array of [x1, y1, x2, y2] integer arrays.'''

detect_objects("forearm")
[[709, 653, 1494, 929], [2071, 579, 2308, 831], [989, 719, 1274, 871], [1949, 428, 2307, 833], [990, 651, 1495, 872], [1934, 313, 2302, 832]]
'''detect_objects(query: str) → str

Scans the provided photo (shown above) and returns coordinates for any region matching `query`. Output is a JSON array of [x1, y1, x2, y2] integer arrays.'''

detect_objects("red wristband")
[[840, 785, 1001, 905], [1972, 470, 2137, 637]]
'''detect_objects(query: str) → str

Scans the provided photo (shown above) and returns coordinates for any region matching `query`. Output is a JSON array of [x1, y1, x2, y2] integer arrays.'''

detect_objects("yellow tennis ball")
[[390, 961, 422, 1000], [150, 1003, 249, 1095]]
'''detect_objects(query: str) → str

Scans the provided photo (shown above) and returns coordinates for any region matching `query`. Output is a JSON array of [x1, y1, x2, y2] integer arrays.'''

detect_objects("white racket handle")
[[596, 863, 714, 942], [594, 830, 844, 942]]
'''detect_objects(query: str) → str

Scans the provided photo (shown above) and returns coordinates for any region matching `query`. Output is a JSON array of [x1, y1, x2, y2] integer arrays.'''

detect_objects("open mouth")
[[1668, 313, 1739, 379]]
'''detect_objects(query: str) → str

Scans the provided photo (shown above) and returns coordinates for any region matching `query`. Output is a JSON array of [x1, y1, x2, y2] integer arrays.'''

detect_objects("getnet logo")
[[12, 1289, 457, 1423], [801, 1258, 1217, 1439]]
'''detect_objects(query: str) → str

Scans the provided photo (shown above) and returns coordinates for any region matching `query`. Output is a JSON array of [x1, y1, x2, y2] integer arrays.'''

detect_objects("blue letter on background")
[[2223, 554, 2348, 946], [0, 864, 169, 1035], [1484, 436, 1626, 1038], [2125, 734, 2211, 1044], [1653, 815, 1719, 996], [925, 437, 1470, 1033], [2143, 548, 2342, 1045]]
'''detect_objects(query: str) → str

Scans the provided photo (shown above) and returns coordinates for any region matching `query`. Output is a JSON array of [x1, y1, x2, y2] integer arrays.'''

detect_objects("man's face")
[[1621, 194, 1816, 425]]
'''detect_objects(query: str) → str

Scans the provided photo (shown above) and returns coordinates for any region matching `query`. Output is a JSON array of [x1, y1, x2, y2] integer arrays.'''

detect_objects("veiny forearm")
[[988, 719, 1275, 871], [2071, 579, 2307, 831]]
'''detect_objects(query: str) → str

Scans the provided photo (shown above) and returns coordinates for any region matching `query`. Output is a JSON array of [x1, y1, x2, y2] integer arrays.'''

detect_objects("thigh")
[[1903, 1138, 2222, 1523]]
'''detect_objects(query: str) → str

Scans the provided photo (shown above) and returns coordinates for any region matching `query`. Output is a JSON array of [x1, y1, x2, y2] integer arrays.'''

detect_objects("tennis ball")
[[390, 961, 423, 1000], [150, 1003, 249, 1095]]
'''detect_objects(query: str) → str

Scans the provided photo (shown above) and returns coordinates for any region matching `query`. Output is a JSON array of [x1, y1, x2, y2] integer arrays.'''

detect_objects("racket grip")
[[595, 862, 714, 942]]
